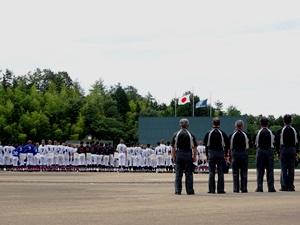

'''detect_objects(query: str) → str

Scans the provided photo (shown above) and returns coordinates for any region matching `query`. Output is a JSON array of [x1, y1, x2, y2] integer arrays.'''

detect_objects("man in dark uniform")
[[78, 141, 85, 154], [254, 117, 276, 192], [171, 118, 197, 195], [275, 114, 300, 191], [229, 120, 251, 193], [204, 117, 229, 194]]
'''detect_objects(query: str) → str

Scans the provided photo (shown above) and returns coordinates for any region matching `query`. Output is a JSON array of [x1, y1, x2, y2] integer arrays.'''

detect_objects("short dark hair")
[[235, 120, 244, 129], [283, 114, 292, 125], [179, 118, 189, 128], [212, 117, 220, 127], [260, 117, 269, 127]]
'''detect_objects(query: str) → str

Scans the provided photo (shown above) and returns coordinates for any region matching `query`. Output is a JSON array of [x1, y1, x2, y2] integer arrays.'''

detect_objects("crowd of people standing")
[[1, 114, 298, 195], [0, 139, 207, 172]]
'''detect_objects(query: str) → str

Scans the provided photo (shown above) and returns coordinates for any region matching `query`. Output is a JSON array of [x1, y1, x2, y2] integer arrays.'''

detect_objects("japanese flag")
[[178, 94, 191, 105]]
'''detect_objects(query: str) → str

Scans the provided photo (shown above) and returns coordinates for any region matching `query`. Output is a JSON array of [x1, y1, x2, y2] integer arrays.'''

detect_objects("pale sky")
[[1, 0, 300, 116]]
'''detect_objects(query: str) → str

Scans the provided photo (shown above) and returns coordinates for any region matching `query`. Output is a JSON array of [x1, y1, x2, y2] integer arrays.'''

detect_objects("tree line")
[[1, 68, 300, 145]]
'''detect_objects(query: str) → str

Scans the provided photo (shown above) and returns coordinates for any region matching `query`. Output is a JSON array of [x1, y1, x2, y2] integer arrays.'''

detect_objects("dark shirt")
[[103, 146, 110, 155], [90, 144, 96, 154], [78, 146, 85, 154], [275, 125, 300, 153], [203, 128, 229, 155], [98, 146, 104, 155], [171, 129, 197, 150], [84, 146, 91, 154], [254, 128, 274, 149], [92, 144, 99, 154], [108, 145, 115, 154], [229, 130, 252, 151]]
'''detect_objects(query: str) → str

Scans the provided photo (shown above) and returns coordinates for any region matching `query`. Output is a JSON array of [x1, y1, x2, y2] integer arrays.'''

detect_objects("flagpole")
[[192, 92, 195, 117], [174, 97, 177, 117], [209, 92, 212, 117]]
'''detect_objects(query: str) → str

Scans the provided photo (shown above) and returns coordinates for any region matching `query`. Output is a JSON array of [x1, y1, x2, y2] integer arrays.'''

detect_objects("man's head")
[[260, 117, 269, 127], [235, 120, 244, 130], [120, 139, 124, 144], [179, 118, 189, 129], [212, 117, 220, 128], [283, 114, 292, 125]]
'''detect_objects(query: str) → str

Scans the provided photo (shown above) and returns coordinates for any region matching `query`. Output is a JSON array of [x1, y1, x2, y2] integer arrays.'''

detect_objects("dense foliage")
[[1, 69, 300, 145]]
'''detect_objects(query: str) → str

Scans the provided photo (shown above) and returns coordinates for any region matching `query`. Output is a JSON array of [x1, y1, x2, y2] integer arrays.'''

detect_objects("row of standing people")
[[0, 140, 116, 168], [117, 141, 208, 172], [0, 139, 208, 172], [172, 115, 299, 195]]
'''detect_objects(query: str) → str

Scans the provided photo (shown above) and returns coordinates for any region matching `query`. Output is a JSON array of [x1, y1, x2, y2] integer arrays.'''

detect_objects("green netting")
[[138, 116, 247, 145]]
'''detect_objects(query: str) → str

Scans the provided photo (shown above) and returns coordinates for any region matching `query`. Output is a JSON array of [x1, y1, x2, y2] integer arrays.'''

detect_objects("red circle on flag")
[[181, 97, 187, 103]]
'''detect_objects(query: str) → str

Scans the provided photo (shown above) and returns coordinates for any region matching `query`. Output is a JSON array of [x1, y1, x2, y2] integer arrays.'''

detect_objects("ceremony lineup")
[[1, 1, 300, 225]]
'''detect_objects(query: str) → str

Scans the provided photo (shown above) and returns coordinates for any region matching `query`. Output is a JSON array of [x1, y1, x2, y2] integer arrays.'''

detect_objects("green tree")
[[112, 84, 130, 119], [226, 105, 241, 117]]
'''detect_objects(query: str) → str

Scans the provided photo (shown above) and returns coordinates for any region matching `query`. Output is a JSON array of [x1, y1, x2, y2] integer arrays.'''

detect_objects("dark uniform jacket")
[[171, 129, 197, 151], [275, 125, 300, 155], [253, 128, 274, 150], [229, 130, 252, 151], [203, 128, 229, 156]]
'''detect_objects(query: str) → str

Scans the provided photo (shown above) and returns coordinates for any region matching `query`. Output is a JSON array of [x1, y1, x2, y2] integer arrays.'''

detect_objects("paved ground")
[[0, 170, 300, 225]]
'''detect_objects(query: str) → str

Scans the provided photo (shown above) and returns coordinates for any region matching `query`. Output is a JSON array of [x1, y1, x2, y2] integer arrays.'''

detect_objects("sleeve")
[[33, 146, 38, 155], [247, 133, 253, 149], [203, 132, 209, 157], [192, 134, 197, 147], [274, 129, 281, 155], [203, 133, 208, 148], [228, 134, 232, 149], [222, 131, 230, 156], [171, 134, 176, 148], [296, 129, 300, 153], [253, 133, 257, 148]]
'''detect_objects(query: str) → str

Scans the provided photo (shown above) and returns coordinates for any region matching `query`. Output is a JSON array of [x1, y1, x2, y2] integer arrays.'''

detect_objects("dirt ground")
[[0, 170, 299, 225]]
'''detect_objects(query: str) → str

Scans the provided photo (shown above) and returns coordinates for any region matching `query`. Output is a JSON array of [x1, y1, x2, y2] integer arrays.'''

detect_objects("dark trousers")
[[256, 148, 275, 191], [232, 151, 248, 192], [280, 147, 296, 190], [175, 150, 194, 194], [208, 149, 225, 193]]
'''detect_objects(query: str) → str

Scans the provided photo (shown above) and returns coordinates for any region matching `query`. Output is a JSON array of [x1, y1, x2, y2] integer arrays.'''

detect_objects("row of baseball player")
[[0, 140, 208, 169]]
